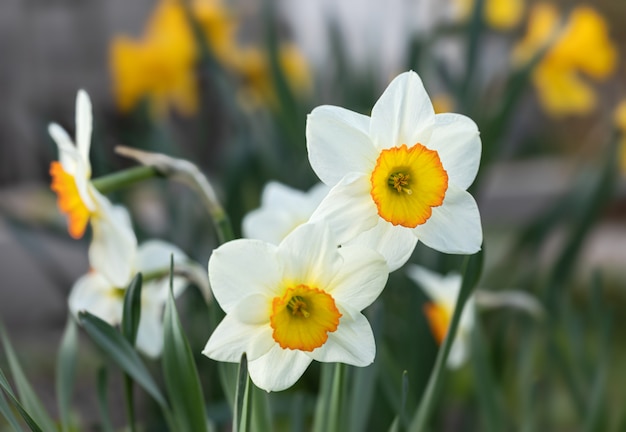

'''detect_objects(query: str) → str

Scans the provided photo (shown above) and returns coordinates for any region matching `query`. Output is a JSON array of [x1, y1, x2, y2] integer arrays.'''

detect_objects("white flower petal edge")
[[306, 105, 377, 185], [406, 265, 462, 306], [89, 193, 138, 287], [309, 306, 375, 366], [75, 89, 93, 172], [370, 71, 435, 151], [428, 113, 481, 190], [208, 239, 283, 313], [69, 272, 123, 324], [248, 346, 313, 392], [135, 301, 165, 359], [414, 185, 482, 254]]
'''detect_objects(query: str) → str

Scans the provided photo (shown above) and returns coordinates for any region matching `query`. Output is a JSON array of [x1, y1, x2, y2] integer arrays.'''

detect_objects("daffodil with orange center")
[[306, 71, 483, 266], [407, 265, 476, 369], [202, 221, 388, 392], [49, 90, 137, 287], [512, 3, 617, 116]]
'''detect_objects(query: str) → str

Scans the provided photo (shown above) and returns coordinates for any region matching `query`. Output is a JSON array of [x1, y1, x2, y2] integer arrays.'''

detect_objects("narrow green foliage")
[[250, 384, 272, 432], [312, 363, 336, 432], [0, 325, 56, 432], [121, 273, 143, 345], [96, 368, 115, 432], [56, 316, 78, 432], [162, 277, 209, 432], [408, 251, 483, 431], [233, 354, 251, 432], [0, 368, 44, 432], [92, 165, 160, 194], [78, 311, 167, 407], [0, 372, 23, 431]]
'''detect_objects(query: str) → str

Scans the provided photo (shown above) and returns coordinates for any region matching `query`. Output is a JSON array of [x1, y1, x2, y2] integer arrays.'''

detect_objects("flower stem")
[[92, 166, 160, 194]]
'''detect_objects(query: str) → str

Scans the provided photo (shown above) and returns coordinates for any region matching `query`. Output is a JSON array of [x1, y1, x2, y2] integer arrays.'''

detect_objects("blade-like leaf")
[[56, 316, 78, 432], [408, 251, 483, 431], [0, 367, 43, 432], [0, 325, 56, 431], [162, 286, 209, 432], [78, 311, 167, 407], [121, 273, 143, 345], [233, 354, 251, 432], [96, 367, 115, 432], [0, 374, 23, 431]]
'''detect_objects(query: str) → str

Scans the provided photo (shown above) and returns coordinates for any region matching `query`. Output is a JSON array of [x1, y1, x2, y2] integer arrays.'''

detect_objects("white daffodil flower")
[[49, 90, 136, 287], [69, 240, 189, 358], [306, 71, 482, 261], [242, 182, 329, 243], [203, 221, 388, 392], [242, 181, 414, 271], [406, 265, 476, 369]]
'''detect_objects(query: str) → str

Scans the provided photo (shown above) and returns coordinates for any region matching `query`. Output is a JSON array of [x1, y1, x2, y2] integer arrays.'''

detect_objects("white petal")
[[347, 221, 417, 271], [413, 185, 482, 254], [89, 195, 138, 287], [326, 245, 387, 311], [309, 308, 375, 366], [202, 313, 274, 363], [247, 345, 312, 392], [49, 123, 78, 174], [447, 334, 469, 369], [137, 240, 188, 273], [135, 302, 164, 358], [68, 272, 122, 325], [277, 222, 340, 288], [208, 239, 283, 313], [306, 105, 378, 185], [309, 174, 379, 245], [242, 208, 296, 244], [370, 71, 435, 150], [75, 90, 93, 174], [427, 113, 481, 190], [406, 265, 462, 306]]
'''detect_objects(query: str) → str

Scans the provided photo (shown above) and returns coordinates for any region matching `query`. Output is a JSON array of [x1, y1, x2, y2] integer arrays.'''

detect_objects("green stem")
[[124, 375, 137, 432], [92, 166, 160, 194]]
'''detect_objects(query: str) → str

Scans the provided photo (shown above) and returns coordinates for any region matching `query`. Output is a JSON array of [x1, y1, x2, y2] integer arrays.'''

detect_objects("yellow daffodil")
[[512, 3, 617, 116], [456, 0, 524, 30], [110, 0, 198, 116], [407, 265, 475, 369], [242, 182, 329, 243], [70, 240, 190, 358], [203, 222, 388, 392], [306, 71, 483, 259], [49, 90, 137, 287]]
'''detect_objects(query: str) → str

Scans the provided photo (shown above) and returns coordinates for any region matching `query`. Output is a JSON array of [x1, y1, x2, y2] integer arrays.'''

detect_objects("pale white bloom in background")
[[203, 222, 388, 392], [69, 240, 190, 358], [242, 182, 329, 243], [49, 90, 136, 287], [406, 265, 475, 369], [306, 71, 482, 265]]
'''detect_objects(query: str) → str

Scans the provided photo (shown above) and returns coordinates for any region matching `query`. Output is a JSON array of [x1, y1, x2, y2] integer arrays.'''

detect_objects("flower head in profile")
[[49, 90, 137, 287], [306, 71, 482, 261], [512, 3, 617, 116], [406, 265, 475, 369], [242, 182, 329, 244], [70, 240, 190, 358], [203, 222, 388, 392]]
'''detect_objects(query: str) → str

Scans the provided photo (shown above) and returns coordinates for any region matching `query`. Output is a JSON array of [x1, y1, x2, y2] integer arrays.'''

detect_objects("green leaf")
[[233, 354, 251, 432], [0, 367, 43, 432], [56, 316, 78, 432], [408, 251, 483, 432], [0, 375, 23, 431], [162, 285, 209, 432], [78, 311, 167, 407], [250, 383, 272, 432], [312, 363, 335, 432], [121, 273, 143, 345], [96, 368, 115, 432], [313, 363, 347, 432], [0, 324, 56, 431]]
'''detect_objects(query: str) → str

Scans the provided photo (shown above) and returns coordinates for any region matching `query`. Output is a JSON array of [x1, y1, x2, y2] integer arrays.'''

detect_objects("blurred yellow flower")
[[512, 3, 617, 116], [110, 0, 198, 116], [456, 0, 524, 30]]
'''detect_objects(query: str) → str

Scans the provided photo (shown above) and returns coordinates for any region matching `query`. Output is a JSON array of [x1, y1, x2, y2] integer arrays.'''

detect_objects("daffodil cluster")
[[204, 70, 484, 391], [49, 90, 202, 357]]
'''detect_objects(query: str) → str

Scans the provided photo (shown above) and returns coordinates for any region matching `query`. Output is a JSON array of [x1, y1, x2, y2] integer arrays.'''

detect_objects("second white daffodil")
[[306, 71, 482, 256], [203, 222, 388, 392]]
